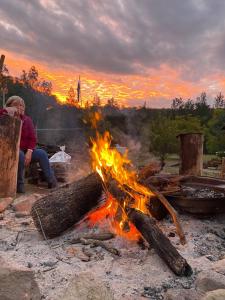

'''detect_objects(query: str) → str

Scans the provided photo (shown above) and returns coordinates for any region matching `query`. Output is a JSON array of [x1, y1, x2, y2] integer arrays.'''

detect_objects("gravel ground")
[[0, 201, 225, 299]]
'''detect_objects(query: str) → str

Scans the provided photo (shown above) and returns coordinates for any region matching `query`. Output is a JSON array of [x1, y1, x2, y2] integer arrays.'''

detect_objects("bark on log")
[[128, 208, 192, 276], [31, 173, 103, 238], [107, 181, 190, 275], [108, 179, 185, 244], [178, 133, 204, 176], [0, 115, 21, 198]]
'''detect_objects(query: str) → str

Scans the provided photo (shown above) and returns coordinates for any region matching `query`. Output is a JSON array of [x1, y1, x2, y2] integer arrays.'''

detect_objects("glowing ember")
[[87, 194, 140, 241], [87, 113, 154, 240]]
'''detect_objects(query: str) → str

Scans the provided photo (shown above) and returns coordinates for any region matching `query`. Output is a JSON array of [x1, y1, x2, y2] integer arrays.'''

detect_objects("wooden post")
[[178, 133, 204, 176], [0, 54, 5, 72], [0, 54, 6, 108], [0, 115, 21, 198]]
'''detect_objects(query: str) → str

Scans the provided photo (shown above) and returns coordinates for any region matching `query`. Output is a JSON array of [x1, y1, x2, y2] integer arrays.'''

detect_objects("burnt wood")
[[107, 181, 191, 275], [31, 173, 103, 238], [128, 208, 192, 276], [0, 115, 21, 197]]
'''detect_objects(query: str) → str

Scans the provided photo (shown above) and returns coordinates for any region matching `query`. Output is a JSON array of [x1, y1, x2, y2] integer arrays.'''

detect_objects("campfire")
[[31, 113, 192, 276]]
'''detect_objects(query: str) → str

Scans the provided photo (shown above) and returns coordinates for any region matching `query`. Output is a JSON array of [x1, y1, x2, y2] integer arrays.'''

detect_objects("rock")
[[12, 193, 41, 214], [27, 262, 33, 268], [0, 197, 13, 212], [164, 288, 200, 300], [195, 271, 225, 293], [168, 232, 175, 237], [212, 259, 225, 275], [59, 272, 114, 300], [15, 212, 29, 218], [0, 257, 41, 300], [201, 289, 225, 300], [41, 260, 58, 268]]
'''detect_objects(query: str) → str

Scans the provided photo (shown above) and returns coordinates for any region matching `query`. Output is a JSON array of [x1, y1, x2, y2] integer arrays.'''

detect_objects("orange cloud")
[[1, 49, 223, 107]]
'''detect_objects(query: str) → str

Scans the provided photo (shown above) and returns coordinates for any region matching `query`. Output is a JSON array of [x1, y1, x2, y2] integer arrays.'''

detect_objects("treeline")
[[1, 66, 225, 160], [90, 92, 225, 163]]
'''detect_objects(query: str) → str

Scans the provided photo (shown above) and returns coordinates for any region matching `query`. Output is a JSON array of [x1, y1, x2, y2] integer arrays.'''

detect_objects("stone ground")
[[1, 180, 225, 299]]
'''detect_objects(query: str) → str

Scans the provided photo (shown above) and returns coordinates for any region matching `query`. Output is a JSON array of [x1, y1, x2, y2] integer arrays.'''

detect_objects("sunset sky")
[[1, 0, 225, 107]]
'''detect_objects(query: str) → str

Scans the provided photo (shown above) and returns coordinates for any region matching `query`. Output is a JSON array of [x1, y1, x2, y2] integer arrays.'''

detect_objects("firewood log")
[[107, 181, 191, 276], [128, 208, 192, 276], [31, 173, 103, 238]]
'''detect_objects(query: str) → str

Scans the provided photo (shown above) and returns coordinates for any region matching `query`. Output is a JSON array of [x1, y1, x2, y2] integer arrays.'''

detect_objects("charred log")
[[31, 173, 103, 238], [108, 179, 186, 244], [107, 181, 190, 275], [128, 208, 192, 276]]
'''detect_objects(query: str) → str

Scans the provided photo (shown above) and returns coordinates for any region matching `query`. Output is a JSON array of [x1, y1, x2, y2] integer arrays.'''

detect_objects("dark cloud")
[[0, 0, 225, 79]]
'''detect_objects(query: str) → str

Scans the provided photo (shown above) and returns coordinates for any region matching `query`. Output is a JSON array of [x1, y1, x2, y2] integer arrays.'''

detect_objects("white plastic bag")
[[49, 146, 71, 163]]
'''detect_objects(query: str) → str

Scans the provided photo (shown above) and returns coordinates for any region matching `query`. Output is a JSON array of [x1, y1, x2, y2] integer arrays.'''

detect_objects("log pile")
[[31, 172, 192, 276]]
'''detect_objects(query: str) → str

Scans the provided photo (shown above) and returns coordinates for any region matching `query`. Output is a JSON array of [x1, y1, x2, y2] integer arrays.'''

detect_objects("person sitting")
[[0, 95, 57, 193]]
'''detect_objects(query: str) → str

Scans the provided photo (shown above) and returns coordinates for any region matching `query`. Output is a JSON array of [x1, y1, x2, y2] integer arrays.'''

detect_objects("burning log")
[[146, 183, 186, 244], [107, 181, 191, 276], [108, 179, 186, 244], [128, 208, 192, 276], [31, 173, 103, 238]]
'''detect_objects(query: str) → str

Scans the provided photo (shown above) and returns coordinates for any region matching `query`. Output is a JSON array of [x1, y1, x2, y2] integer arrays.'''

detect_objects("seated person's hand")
[[25, 150, 32, 166], [5, 107, 19, 117]]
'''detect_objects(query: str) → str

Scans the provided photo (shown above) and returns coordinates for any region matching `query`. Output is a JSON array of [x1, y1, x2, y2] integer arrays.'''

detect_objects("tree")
[[107, 97, 118, 107], [38, 80, 52, 96], [93, 94, 101, 106], [183, 99, 195, 114], [148, 117, 178, 165], [147, 115, 203, 165], [66, 87, 76, 105], [194, 92, 211, 124], [20, 70, 28, 85], [171, 97, 184, 110], [214, 92, 225, 108], [27, 66, 39, 88], [205, 109, 225, 153]]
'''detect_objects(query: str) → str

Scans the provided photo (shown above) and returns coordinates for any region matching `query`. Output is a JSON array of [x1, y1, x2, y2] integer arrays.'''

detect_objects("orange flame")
[[88, 113, 154, 240], [87, 194, 140, 241]]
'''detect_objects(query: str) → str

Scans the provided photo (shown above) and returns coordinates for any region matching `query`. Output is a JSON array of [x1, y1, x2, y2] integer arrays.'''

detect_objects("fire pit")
[[167, 176, 225, 215]]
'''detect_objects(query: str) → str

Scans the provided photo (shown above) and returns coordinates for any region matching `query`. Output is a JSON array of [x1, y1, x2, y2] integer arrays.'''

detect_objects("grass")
[[163, 153, 220, 177]]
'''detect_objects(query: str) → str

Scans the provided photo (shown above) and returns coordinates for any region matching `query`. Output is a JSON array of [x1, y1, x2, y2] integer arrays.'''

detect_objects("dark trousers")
[[18, 149, 54, 186]]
